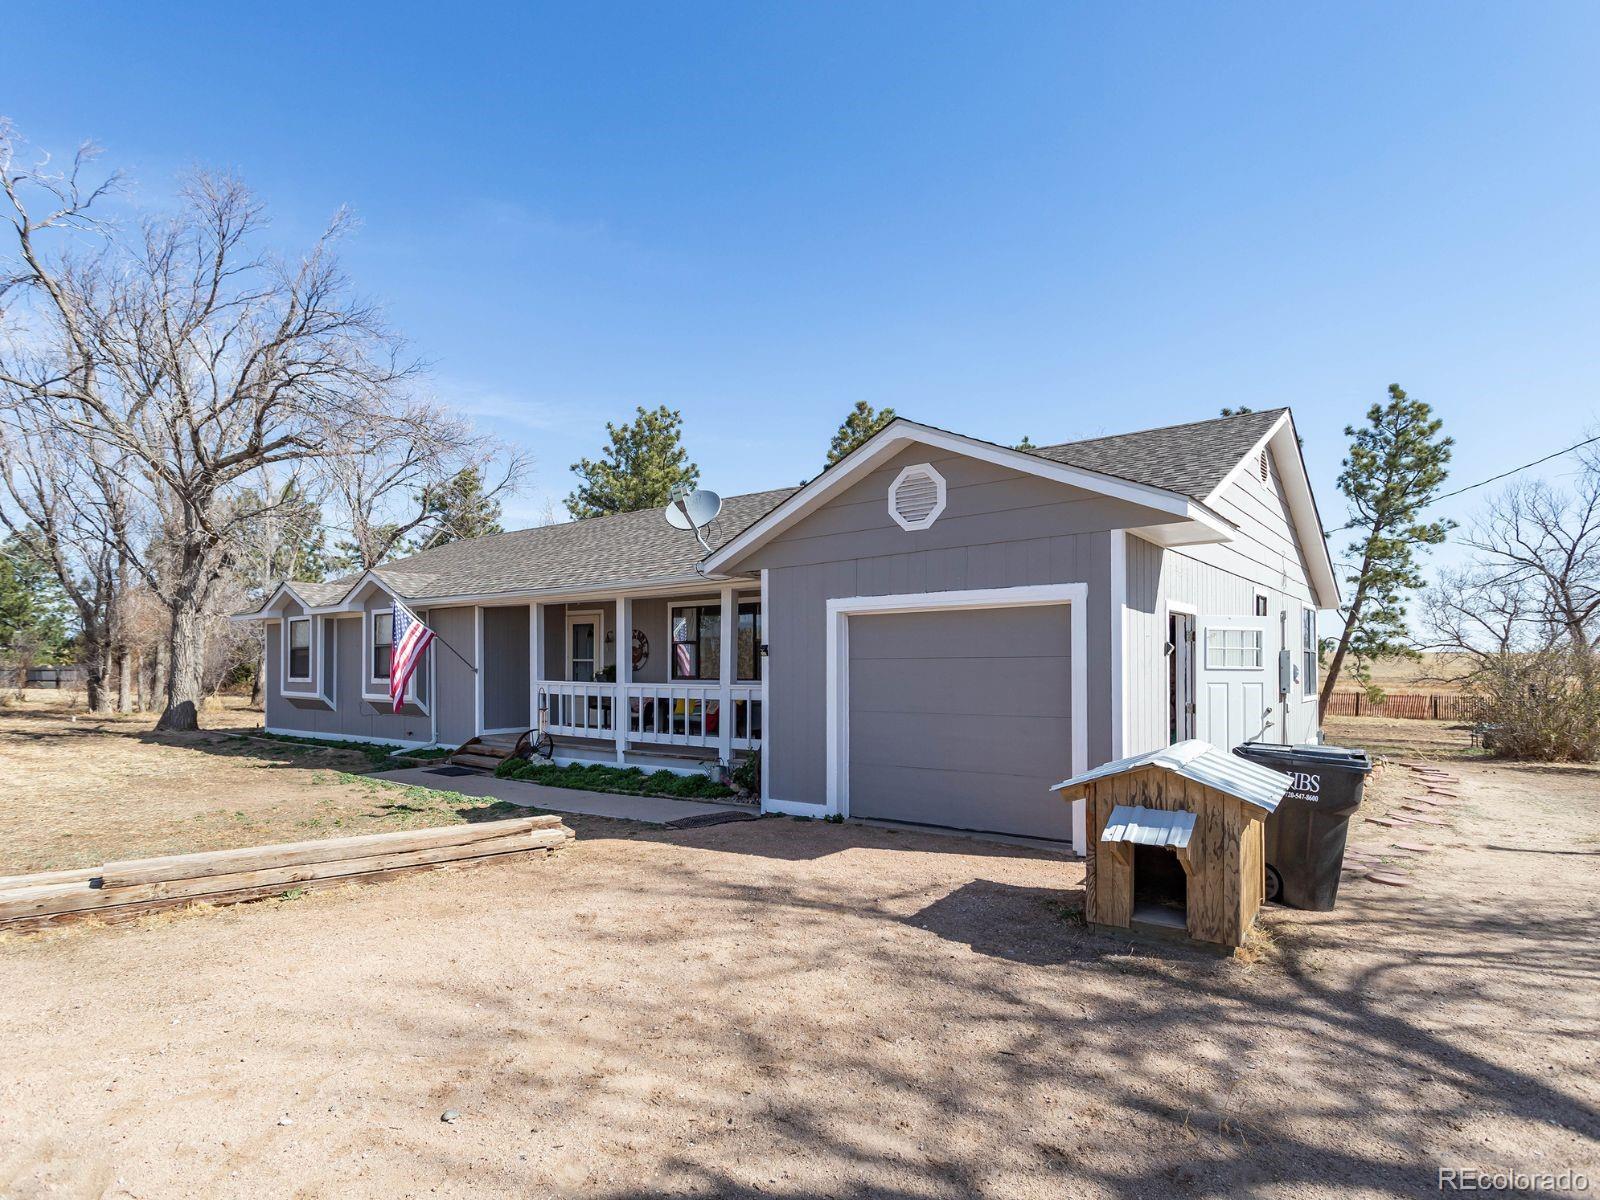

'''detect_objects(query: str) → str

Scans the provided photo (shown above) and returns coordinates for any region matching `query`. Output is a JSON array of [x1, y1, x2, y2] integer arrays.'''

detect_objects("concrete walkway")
[[371, 766, 756, 826]]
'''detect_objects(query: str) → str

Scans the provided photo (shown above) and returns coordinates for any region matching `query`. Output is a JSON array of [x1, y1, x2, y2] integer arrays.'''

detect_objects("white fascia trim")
[[264, 725, 436, 751], [240, 573, 768, 624], [1204, 412, 1341, 610], [702, 419, 1208, 575], [823, 583, 1090, 855]]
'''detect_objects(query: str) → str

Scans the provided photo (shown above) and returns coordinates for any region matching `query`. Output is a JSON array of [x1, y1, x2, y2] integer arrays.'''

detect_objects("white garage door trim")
[[825, 584, 1089, 851]]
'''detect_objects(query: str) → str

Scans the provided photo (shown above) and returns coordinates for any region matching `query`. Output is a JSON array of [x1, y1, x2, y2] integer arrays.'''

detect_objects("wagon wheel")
[[512, 729, 555, 761]]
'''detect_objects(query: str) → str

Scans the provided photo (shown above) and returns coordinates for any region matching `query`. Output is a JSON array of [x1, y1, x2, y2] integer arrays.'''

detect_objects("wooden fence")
[[1326, 691, 1471, 721]]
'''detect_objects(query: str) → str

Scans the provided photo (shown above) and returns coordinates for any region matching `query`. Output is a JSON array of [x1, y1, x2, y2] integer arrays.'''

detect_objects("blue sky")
[[10, 2, 1600, 563]]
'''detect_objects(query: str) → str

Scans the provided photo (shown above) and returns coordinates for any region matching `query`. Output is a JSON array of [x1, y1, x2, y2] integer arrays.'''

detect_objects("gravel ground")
[[1, 727, 1596, 1197]]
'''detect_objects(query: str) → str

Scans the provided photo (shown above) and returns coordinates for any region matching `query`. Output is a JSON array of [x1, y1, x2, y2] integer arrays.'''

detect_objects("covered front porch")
[[501, 580, 764, 772]]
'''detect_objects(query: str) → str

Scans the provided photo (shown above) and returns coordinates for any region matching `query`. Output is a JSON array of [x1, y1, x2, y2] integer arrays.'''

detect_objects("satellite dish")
[[664, 488, 723, 553]]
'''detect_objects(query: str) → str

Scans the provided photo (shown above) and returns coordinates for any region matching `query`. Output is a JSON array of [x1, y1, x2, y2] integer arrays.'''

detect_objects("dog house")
[[1051, 741, 1291, 949]]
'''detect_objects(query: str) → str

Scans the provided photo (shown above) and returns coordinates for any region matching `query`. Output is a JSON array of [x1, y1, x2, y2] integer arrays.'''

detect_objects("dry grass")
[[0, 691, 520, 875], [0, 742, 1595, 1197], [1331, 651, 1474, 695]]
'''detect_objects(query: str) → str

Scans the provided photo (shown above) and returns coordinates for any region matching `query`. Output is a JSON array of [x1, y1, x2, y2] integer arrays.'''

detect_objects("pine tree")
[[826, 401, 897, 467], [1015, 435, 1037, 451], [1319, 384, 1454, 718], [0, 534, 73, 668], [413, 467, 505, 550], [566, 406, 700, 519]]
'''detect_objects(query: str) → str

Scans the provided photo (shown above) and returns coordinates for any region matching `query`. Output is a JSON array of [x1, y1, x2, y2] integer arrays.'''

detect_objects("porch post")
[[530, 601, 542, 734], [616, 594, 631, 764], [718, 583, 735, 766]]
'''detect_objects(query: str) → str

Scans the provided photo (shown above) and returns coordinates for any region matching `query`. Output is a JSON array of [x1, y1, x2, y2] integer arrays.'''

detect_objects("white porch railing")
[[537, 681, 616, 738], [536, 680, 761, 752], [626, 682, 762, 751]]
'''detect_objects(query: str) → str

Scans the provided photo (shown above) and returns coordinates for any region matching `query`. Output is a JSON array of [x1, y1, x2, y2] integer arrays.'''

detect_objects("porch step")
[[448, 753, 503, 772]]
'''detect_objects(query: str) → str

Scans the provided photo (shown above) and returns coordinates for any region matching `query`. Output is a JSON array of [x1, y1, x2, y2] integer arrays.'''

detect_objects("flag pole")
[[432, 633, 478, 674]]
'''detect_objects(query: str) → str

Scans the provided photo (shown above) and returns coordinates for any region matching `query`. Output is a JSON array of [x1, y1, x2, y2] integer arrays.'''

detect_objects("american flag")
[[390, 600, 436, 711]]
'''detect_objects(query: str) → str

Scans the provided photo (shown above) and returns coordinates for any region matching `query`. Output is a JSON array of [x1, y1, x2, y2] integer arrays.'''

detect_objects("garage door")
[[847, 605, 1074, 841]]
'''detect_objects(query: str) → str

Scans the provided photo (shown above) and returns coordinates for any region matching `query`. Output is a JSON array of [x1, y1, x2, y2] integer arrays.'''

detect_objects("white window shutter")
[[888, 464, 947, 531]]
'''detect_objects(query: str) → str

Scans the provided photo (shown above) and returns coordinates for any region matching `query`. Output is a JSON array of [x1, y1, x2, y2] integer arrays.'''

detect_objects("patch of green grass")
[[493, 756, 735, 800], [245, 731, 415, 769], [332, 772, 533, 827], [393, 746, 455, 762]]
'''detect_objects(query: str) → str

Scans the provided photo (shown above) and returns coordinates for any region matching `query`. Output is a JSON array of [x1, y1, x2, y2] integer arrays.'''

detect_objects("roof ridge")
[[1031, 407, 1288, 455]]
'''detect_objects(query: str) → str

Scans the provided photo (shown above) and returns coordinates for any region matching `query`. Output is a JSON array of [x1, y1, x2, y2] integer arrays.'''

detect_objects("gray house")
[[241, 408, 1338, 853]]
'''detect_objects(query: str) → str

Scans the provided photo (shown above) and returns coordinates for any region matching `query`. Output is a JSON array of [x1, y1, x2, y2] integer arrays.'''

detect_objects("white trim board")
[[702, 418, 1231, 576], [823, 583, 1090, 854]]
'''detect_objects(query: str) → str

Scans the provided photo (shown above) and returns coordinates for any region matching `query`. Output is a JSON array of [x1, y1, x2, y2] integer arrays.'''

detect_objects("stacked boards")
[[0, 815, 573, 934]]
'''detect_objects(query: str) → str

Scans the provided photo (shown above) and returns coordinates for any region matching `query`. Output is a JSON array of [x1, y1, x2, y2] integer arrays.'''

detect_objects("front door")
[[1195, 616, 1274, 750], [566, 610, 604, 682]]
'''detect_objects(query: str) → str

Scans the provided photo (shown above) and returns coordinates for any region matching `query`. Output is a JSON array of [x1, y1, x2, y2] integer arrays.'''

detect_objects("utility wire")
[[1322, 432, 1600, 537]]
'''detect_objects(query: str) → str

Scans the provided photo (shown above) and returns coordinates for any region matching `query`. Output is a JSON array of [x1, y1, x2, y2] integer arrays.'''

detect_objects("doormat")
[[428, 766, 480, 778], [666, 811, 760, 830]]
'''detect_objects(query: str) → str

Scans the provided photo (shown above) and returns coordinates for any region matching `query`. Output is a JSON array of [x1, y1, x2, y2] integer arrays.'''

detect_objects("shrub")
[[1468, 647, 1600, 762], [493, 755, 735, 799]]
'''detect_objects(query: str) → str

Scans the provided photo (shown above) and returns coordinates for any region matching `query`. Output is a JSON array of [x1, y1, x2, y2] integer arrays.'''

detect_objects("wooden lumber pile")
[[0, 815, 573, 934]]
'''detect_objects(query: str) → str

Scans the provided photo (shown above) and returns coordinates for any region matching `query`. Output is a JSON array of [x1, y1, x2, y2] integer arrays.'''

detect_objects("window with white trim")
[[1301, 608, 1318, 695], [671, 603, 722, 681], [372, 611, 393, 681], [286, 617, 312, 681], [1205, 627, 1263, 670], [735, 601, 762, 682]]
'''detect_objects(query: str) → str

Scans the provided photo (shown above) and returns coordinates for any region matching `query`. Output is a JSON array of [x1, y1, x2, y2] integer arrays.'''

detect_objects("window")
[[372, 611, 393, 680], [1253, 593, 1269, 617], [1205, 627, 1263, 670], [1302, 608, 1318, 696], [671, 604, 722, 681], [736, 601, 762, 682], [286, 617, 312, 681]]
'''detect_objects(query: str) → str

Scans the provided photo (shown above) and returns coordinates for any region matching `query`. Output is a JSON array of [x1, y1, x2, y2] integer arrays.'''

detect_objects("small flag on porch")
[[390, 600, 436, 711]]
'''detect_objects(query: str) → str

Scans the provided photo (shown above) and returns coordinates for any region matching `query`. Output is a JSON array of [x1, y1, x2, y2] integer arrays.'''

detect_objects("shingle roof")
[[249, 408, 1290, 612], [1027, 408, 1286, 501], [365, 486, 799, 602]]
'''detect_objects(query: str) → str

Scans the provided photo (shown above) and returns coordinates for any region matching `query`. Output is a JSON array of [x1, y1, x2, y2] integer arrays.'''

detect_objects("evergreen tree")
[[413, 467, 505, 550], [0, 534, 73, 667], [566, 406, 700, 519], [1320, 384, 1454, 717], [1015, 435, 1037, 451], [826, 401, 897, 467]]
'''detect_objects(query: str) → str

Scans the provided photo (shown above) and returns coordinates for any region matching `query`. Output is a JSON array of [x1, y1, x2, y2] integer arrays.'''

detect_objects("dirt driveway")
[[2, 735, 1597, 1197]]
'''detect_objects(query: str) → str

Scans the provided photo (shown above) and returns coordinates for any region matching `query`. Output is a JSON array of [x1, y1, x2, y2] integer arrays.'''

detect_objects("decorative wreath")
[[632, 627, 650, 672]]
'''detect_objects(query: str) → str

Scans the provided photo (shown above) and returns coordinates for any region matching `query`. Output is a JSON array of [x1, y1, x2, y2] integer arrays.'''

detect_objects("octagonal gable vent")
[[889, 463, 947, 531]]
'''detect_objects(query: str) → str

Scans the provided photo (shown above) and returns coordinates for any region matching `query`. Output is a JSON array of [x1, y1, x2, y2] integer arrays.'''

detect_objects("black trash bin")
[[1231, 743, 1373, 910]]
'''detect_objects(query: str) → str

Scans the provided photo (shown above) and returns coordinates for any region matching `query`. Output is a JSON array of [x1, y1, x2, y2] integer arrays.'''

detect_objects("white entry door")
[[1196, 617, 1275, 749]]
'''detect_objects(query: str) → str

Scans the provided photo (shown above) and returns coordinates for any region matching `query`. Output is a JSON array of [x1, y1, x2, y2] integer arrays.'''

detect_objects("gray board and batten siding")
[[726, 443, 1158, 812]]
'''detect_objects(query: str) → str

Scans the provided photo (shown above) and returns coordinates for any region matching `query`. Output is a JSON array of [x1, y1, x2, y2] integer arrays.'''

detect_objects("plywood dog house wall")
[[1052, 741, 1290, 949]]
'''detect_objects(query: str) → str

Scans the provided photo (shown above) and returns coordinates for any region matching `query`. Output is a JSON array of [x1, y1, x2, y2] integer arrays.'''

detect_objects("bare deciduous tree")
[[1422, 448, 1600, 760], [0, 124, 429, 730], [322, 406, 529, 571]]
